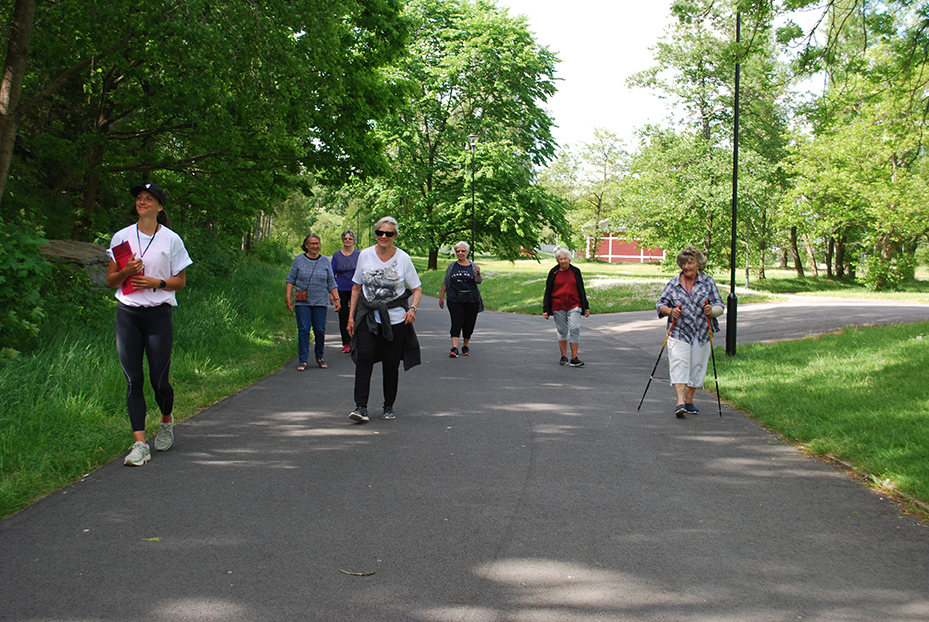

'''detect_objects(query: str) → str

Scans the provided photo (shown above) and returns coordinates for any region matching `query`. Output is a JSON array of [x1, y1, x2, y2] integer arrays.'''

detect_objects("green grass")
[[715, 322, 929, 509], [3, 254, 928, 519], [743, 267, 929, 301], [0, 261, 295, 519], [417, 256, 780, 314]]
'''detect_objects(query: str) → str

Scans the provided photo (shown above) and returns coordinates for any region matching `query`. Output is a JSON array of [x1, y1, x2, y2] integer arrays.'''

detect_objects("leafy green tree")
[[574, 129, 627, 256], [622, 0, 789, 271], [1, 0, 408, 244], [363, 0, 568, 268]]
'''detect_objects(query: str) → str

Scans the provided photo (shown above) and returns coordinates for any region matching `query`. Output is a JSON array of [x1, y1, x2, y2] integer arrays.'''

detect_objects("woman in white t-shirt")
[[106, 183, 193, 466], [346, 216, 422, 422]]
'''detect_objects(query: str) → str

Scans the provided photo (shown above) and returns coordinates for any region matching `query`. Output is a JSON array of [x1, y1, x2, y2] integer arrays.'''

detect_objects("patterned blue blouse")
[[656, 272, 725, 346]]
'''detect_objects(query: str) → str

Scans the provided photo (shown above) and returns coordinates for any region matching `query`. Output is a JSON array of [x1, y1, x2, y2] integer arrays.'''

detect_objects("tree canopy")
[[1, 0, 408, 242]]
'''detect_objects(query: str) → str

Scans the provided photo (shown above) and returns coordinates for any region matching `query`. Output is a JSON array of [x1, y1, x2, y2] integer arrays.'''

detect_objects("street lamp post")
[[727, 13, 741, 357], [467, 134, 479, 260]]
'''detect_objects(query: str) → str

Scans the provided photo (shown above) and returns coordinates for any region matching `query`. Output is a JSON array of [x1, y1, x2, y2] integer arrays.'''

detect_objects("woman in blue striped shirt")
[[656, 246, 724, 418]]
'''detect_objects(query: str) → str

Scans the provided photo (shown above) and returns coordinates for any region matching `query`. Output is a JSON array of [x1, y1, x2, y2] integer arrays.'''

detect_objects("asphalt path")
[[2, 296, 928, 622]]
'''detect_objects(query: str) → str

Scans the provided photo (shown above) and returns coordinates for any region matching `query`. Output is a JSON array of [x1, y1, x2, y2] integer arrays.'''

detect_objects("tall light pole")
[[727, 12, 741, 356], [467, 134, 479, 260]]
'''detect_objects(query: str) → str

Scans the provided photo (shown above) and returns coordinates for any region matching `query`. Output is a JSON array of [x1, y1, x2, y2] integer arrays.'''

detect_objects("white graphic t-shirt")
[[352, 246, 421, 325]]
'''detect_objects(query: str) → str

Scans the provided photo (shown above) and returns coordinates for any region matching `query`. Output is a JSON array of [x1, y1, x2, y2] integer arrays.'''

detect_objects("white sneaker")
[[124, 441, 151, 466], [154, 421, 174, 451]]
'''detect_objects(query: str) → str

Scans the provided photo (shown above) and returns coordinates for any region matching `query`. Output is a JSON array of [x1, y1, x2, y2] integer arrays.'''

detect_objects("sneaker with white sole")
[[382, 406, 396, 420], [154, 421, 174, 451], [349, 406, 369, 422], [568, 357, 584, 367], [124, 441, 151, 466]]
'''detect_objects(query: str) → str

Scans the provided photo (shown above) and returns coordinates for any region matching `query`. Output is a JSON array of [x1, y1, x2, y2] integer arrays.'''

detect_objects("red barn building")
[[588, 233, 664, 264]]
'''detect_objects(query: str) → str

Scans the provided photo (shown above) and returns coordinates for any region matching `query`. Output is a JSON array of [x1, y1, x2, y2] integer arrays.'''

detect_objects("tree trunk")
[[0, 0, 36, 208], [72, 66, 123, 239], [427, 248, 438, 271], [779, 248, 787, 268], [789, 226, 804, 277], [802, 233, 818, 277], [835, 237, 845, 278], [757, 210, 767, 279], [826, 237, 834, 277]]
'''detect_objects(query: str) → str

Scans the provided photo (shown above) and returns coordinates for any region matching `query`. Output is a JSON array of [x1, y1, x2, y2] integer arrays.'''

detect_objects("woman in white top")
[[346, 216, 422, 422], [106, 183, 192, 466]]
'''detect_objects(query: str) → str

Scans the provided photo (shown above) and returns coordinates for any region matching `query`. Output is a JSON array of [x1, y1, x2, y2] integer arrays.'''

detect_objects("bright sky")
[[497, 0, 675, 151]]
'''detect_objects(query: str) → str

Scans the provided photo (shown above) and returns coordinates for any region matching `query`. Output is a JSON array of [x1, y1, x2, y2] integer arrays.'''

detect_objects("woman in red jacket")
[[542, 249, 590, 367]]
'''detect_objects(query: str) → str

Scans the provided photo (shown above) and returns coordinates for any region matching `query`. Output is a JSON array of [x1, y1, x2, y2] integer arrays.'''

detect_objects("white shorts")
[[667, 336, 711, 387]]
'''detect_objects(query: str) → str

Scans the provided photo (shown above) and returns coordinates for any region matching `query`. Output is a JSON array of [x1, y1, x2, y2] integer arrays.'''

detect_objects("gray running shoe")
[[154, 421, 174, 451], [382, 406, 396, 420], [349, 407, 369, 422], [124, 441, 151, 466]]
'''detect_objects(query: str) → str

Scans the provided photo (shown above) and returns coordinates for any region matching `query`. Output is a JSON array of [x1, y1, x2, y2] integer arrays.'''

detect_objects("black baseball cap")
[[131, 183, 166, 205]]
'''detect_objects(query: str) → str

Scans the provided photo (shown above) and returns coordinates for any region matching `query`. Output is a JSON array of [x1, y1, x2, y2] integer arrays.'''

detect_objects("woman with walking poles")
[[655, 246, 724, 419], [106, 183, 193, 466]]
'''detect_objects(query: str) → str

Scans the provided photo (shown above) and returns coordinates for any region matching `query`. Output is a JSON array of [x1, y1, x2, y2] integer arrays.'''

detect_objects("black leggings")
[[353, 322, 408, 409], [337, 289, 352, 346], [447, 300, 479, 340], [115, 303, 175, 432]]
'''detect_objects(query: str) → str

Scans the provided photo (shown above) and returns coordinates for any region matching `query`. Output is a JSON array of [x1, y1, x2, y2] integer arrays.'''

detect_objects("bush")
[[0, 219, 52, 351], [249, 238, 293, 265], [861, 254, 916, 291]]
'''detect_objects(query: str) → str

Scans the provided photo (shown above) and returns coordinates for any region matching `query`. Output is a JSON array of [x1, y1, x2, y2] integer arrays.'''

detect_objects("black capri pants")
[[115, 302, 175, 432], [447, 300, 479, 340]]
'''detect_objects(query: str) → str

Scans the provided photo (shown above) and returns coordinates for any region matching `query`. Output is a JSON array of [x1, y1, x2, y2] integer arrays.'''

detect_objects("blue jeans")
[[295, 305, 328, 362]]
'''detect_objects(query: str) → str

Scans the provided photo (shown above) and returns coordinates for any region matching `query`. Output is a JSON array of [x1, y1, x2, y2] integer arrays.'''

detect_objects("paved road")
[[2, 297, 928, 622]]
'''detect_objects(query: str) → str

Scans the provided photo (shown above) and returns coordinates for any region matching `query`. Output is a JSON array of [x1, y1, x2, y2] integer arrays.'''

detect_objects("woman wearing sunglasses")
[[346, 217, 422, 422]]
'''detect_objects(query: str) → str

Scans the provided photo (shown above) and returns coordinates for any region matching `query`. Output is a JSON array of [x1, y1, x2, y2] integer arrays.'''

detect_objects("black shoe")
[[568, 358, 584, 367], [449, 347, 458, 358], [675, 404, 687, 419], [349, 407, 369, 422], [684, 403, 700, 415], [382, 406, 396, 420], [461, 346, 469, 356], [559, 356, 569, 365]]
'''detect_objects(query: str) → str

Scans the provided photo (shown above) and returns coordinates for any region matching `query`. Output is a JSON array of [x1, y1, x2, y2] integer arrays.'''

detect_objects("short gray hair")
[[676, 246, 707, 271], [453, 241, 470, 252], [374, 216, 398, 236], [554, 248, 571, 260]]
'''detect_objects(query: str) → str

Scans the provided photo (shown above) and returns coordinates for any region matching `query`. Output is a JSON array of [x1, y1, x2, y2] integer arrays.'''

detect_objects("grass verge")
[[0, 261, 295, 519], [715, 322, 929, 513], [416, 257, 780, 314]]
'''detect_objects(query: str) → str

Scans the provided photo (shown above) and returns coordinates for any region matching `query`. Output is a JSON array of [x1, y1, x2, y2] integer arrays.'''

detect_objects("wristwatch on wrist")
[[409, 306, 417, 313], [159, 280, 167, 289]]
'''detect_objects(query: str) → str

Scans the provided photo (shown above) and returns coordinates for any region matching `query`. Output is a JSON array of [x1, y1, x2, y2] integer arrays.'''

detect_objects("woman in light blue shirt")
[[286, 233, 339, 369]]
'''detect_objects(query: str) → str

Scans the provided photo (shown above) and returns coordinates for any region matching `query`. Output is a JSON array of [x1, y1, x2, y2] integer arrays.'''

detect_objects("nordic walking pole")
[[706, 301, 723, 418], [637, 305, 681, 411]]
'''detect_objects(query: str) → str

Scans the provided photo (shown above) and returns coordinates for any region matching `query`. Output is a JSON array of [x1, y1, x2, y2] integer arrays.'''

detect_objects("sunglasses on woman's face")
[[375, 230, 397, 238]]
